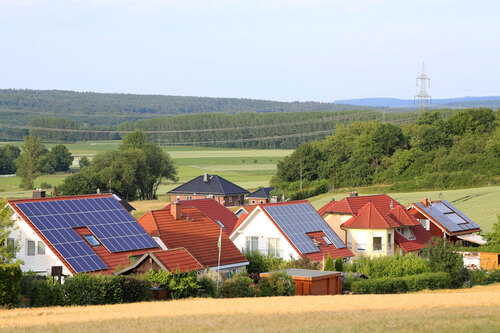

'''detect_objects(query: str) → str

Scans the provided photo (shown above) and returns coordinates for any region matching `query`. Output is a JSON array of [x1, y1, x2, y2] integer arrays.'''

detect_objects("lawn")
[[308, 185, 500, 233], [0, 284, 499, 332]]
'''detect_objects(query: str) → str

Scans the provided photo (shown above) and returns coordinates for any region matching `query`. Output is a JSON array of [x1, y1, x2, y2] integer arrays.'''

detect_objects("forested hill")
[[0, 89, 379, 126]]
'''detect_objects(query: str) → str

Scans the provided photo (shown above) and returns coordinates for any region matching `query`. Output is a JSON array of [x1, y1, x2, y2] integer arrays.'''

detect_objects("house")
[[406, 198, 483, 245], [100, 189, 136, 213], [114, 248, 204, 275], [167, 173, 249, 207], [230, 201, 353, 262], [234, 205, 257, 218], [318, 194, 432, 257], [246, 187, 274, 205], [164, 198, 239, 234], [260, 268, 343, 295], [7, 194, 160, 275], [137, 202, 249, 279]]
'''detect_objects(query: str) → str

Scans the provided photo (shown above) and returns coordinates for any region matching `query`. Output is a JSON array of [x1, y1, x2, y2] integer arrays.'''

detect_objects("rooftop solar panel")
[[416, 202, 480, 234], [264, 203, 346, 254], [16, 196, 158, 273]]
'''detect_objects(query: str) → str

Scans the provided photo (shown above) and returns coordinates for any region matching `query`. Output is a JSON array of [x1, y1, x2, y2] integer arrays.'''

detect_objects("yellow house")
[[318, 194, 432, 258]]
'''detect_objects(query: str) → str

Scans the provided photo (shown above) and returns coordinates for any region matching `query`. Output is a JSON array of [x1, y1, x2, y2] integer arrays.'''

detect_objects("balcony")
[[241, 248, 284, 258]]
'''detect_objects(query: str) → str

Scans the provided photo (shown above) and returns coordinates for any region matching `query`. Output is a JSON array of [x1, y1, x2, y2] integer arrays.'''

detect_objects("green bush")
[[244, 250, 285, 274], [470, 269, 500, 286], [148, 270, 199, 299], [20, 271, 44, 300], [197, 270, 220, 298], [342, 273, 355, 292], [0, 264, 22, 307], [334, 257, 344, 271], [352, 272, 452, 294], [323, 254, 334, 271], [31, 278, 64, 307], [64, 274, 114, 305], [257, 271, 295, 297], [221, 274, 256, 298], [120, 275, 152, 303], [344, 254, 430, 278]]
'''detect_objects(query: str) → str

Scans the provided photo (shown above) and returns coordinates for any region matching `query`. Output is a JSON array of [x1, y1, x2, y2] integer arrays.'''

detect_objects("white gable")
[[230, 207, 300, 261], [10, 211, 72, 276]]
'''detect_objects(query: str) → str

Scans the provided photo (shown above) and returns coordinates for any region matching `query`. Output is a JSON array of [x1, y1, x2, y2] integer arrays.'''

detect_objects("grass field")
[[0, 284, 499, 332], [308, 185, 500, 233]]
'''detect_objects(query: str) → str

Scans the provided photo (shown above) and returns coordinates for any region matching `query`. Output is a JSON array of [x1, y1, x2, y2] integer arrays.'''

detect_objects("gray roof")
[[247, 187, 274, 199], [262, 268, 340, 278], [168, 174, 250, 196], [414, 200, 480, 234]]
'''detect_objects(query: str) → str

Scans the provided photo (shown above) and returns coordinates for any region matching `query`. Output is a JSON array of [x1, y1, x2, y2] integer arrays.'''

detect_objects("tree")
[[334, 256, 344, 271], [0, 198, 21, 264], [323, 254, 335, 271], [119, 130, 147, 150], [421, 237, 469, 288], [14, 136, 46, 189], [484, 215, 500, 246], [46, 145, 74, 172], [78, 156, 90, 169], [0, 145, 21, 175]]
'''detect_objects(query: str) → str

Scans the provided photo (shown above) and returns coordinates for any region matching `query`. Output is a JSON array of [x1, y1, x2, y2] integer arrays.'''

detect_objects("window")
[[419, 219, 430, 231], [37, 241, 45, 255], [259, 200, 264, 204], [84, 235, 100, 247], [373, 237, 382, 251], [267, 238, 281, 257], [322, 236, 333, 245], [26, 240, 36, 256], [7, 238, 14, 248], [229, 197, 232, 203], [251, 200, 256, 204], [347, 233, 352, 249], [246, 236, 258, 252], [356, 232, 367, 252], [215, 219, 225, 229], [186, 196, 192, 200], [387, 233, 393, 252]]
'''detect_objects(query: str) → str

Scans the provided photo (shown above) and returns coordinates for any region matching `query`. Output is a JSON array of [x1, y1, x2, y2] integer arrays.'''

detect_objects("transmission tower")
[[414, 62, 431, 109]]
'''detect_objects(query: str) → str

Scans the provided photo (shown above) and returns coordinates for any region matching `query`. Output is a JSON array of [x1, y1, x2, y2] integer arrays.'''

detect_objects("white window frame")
[[37, 241, 45, 255], [246, 236, 258, 252], [387, 232, 393, 252], [26, 240, 36, 256], [267, 238, 281, 257]]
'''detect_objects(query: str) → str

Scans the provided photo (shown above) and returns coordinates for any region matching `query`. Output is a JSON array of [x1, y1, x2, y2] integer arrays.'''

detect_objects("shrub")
[[0, 264, 22, 307], [257, 271, 295, 297], [245, 250, 285, 274], [351, 272, 452, 294], [344, 254, 430, 278], [120, 275, 152, 303], [470, 269, 500, 286], [148, 270, 199, 299], [285, 256, 320, 270], [20, 271, 44, 300], [64, 274, 113, 305], [323, 254, 334, 271], [31, 277, 64, 307], [221, 274, 256, 298], [197, 270, 220, 298], [334, 257, 344, 271], [40, 182, 52, 189], [342, 272, 355, 292]]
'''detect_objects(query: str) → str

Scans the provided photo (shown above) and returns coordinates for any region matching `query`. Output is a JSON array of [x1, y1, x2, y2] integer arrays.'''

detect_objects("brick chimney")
[[171, 201, 182, 220], [421, 197, 430, 207], [203, 173, 209, 183], [350, 191, 358, 197]]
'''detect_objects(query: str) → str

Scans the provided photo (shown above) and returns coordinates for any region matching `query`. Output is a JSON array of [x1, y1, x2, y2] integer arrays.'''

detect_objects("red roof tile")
[[151, 248, 204, 273], [318, 194, 396, 216], [389, 205, 420, 227], [137, 207, 248, 268], [303, 231, 354, 261], [164, 199, 239, 234], [394, 225, 432, 253], [342, 202, 400, 229]]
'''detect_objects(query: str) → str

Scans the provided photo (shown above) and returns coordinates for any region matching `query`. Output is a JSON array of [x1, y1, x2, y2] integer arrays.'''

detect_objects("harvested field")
[[1, 284, 499, 332]]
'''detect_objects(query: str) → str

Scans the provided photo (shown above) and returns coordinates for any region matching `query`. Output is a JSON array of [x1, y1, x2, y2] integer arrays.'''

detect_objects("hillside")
[[1, 284, 498, 332], [336, 96, 500, 108]]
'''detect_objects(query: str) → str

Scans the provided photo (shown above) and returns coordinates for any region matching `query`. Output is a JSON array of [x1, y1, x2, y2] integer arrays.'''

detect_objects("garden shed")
[[261, 268, 342, 296]]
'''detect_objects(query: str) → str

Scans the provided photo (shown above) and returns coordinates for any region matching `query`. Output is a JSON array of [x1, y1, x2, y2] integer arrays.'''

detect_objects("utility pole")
[[414, 62, 431, 110]]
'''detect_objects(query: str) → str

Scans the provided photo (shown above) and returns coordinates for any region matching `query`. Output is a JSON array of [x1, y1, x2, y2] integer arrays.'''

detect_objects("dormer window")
[[310, 237, 321, 247], [322, 236, 333, 245], [84, 234, 100, 247]]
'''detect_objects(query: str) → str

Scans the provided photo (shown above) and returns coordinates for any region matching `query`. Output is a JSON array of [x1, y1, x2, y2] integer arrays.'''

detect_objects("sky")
[[1, 0, 499, 102]]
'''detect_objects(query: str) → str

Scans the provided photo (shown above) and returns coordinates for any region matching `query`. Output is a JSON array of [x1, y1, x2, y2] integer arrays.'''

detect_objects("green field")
[[0, 141, 292, 198], [308, 186, 500, 233]]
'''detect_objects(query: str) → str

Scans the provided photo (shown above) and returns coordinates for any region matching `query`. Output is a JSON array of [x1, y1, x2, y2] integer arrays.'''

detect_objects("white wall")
[[10, 212, 72, 276], [231, 208, 300, 261]]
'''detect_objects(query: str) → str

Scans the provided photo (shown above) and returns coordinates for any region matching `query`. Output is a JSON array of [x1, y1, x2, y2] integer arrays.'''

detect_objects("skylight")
[[215, 219, 225, 229], [322, 236, 333, 245], [84, 234, 100, 247]]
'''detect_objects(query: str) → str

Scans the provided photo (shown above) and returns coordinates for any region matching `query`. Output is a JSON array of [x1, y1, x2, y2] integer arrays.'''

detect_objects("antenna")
[[414, 62, 431, 110]]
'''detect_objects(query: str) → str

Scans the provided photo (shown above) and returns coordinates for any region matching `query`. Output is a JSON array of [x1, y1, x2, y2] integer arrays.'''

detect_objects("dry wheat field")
[[1, 284, 499, 333]]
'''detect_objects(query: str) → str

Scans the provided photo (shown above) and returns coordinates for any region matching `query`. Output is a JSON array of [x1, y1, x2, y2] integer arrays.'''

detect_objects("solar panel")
[[16, 196, 158, 273], [264, 203, 346, 254], [432, 202, 452, 214]]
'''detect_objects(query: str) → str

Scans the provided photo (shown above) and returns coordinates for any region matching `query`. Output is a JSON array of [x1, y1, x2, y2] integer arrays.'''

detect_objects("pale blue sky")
[[1, 0, 499, 102]]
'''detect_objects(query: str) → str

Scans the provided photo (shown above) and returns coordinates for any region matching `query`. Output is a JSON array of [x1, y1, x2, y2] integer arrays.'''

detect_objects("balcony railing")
[[241, 248, 284, 258]]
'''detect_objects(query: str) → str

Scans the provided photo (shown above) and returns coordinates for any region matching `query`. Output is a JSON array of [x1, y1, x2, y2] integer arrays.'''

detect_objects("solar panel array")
[[416, 200, 480, 233], [16, 196, 158, 273], [264, 203, 346, 254]]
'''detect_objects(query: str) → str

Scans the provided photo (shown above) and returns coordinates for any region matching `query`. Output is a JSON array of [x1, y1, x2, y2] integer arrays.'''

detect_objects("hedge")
[[0, 264, 22, 307], [221, 274, 256, 298], [257, 271, 295, 297], [352, 272, 452, 294]]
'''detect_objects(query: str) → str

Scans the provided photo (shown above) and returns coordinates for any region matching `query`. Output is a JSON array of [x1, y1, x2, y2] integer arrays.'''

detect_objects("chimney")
[[203, 173, 209, 183], [270, 196, 278, 203], [171, 201, 182, 220], [350, 191, 358, 197], [421, 197, 430, 207], [32, 190, 46, 198]]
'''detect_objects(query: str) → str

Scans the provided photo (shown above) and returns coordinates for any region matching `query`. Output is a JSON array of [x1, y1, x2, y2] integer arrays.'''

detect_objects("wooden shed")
[[479, 252, 500, 270], [260, 268, 342, 296]]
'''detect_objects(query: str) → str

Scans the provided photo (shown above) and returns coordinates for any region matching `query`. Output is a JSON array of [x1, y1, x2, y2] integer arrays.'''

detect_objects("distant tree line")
[[272, 108, 500, 196]]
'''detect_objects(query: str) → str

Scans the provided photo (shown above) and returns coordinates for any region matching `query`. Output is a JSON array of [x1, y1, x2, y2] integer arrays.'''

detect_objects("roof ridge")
[[8, 193, 113, 203]]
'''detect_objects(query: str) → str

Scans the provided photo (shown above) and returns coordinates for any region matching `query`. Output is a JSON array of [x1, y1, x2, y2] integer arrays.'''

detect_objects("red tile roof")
[[151, 248, 204, 273], [164, 199, 239, 234], [137, 207, 248, 268], [389, 205, 420, 227], [394, 225, 432, 253], [304, 231, 354, 261], [342, 202, 400, 229], [232, 213, 249, 235], [8, 194, 157, 275], [318, 194, 396, 216]]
